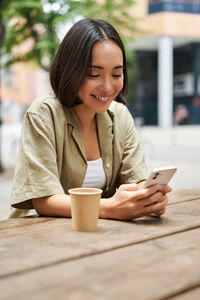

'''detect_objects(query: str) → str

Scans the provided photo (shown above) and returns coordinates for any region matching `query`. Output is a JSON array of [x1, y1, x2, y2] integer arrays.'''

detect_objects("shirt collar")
[[64, 104, 114, 129]]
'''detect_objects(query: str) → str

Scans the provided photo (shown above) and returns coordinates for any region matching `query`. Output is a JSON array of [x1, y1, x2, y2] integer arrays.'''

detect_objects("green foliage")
[[81, 0, 138, 65], [2, 0, 60, 70], [1, 0, 138, 71]]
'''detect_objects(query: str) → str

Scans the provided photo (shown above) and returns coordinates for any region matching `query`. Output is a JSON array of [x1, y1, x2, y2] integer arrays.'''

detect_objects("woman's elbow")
[[32, 197, 48, 216]]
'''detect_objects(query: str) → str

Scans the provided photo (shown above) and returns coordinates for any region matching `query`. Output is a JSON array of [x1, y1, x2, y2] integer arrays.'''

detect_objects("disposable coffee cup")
[[69, 188, 102, 232]]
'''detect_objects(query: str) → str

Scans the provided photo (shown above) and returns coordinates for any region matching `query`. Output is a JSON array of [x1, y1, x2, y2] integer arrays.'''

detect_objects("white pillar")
[[158, 36, 173, 127]]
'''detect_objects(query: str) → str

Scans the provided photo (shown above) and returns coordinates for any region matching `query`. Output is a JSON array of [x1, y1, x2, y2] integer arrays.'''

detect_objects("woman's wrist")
[[99, 198, 114, 219]]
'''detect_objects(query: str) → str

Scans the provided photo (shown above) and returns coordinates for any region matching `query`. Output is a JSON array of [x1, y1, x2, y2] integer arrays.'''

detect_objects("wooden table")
[[1, 189, 200, 300]]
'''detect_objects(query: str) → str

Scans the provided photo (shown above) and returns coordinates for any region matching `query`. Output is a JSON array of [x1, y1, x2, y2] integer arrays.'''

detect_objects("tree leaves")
[[1, 0, 138, 70]]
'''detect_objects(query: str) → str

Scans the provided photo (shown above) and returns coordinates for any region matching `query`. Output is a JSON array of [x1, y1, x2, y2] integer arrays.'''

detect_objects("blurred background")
[[0, 0, 200, 219]]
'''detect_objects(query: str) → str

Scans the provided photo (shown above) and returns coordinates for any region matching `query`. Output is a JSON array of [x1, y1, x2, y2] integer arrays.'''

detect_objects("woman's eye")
[[88, 74, 99, 78], [88, 73, 122, 78], [112, 74, 122, 78]]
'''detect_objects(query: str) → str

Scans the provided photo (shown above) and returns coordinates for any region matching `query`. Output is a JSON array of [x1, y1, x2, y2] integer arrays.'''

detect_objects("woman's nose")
[[99, 77, 113, 93]]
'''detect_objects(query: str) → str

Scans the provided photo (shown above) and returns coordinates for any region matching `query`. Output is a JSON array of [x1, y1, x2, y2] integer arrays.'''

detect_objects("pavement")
[[0, 125, 200, 220], [0, 167, 14, 219]]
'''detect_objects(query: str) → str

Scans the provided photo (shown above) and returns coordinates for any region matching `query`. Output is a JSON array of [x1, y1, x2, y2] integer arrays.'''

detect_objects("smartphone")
[[144, 166, 177, 188]]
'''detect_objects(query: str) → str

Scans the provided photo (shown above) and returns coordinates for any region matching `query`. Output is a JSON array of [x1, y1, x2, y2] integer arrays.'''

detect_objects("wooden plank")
[[0, 199, 200, 279], [0, 228, 200, 300], [169, 287, 200, 300], [0, 216, 54, 231], [168, 189, 200, 204]]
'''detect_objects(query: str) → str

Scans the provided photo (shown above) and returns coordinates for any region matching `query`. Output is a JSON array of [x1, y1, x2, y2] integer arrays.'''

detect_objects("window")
[[148, 0, 200, 14]]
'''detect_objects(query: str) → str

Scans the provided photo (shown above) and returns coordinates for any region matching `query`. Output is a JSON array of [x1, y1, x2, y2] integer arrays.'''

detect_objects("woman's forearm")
[[32, 182, 170, 220], [32, 193, 113, 219], [32, 194, 71, 217]]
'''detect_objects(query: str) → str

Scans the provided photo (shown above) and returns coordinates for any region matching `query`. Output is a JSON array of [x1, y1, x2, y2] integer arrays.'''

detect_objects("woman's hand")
[[100, 183, 171, 220]]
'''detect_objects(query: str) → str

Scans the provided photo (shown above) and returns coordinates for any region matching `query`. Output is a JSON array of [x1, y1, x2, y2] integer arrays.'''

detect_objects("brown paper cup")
[[69, 188, 102, 231]]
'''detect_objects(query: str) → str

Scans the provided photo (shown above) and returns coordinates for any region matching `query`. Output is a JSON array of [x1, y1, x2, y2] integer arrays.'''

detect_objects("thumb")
[[119, 183, 138, 192]]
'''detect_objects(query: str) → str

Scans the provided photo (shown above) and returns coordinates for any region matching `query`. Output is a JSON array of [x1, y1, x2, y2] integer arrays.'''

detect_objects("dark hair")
[[50, 18, 128, 107]]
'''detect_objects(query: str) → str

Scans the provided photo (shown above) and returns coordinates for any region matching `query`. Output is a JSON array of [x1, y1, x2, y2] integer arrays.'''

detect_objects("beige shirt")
[[8, 93, 147, 218]]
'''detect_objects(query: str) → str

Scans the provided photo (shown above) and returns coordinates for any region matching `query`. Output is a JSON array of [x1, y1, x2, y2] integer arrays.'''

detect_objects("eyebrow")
[[91, 65, 123, 70]]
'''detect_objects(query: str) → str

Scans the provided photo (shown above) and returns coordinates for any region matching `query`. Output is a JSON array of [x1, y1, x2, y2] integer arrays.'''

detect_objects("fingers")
[[125, 185, 159, 202], [118, 183, 171, 200], [133, 184, 171, 207], [137, 193, 168, 218], [150, 208, 166, 217], [145, 198, 168, 216], [156, 184, 172, 193], [143, 192, 167, 207]]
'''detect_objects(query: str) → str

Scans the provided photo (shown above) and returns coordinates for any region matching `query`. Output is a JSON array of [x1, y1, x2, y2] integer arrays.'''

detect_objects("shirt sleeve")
[[11, 112, 65, 209], [118, 107, 148, 185]]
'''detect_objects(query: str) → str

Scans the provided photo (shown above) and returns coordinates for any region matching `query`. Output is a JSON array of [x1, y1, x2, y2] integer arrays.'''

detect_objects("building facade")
[[130, 0, 200, 126], [0, 62, 50, 167], [0, 62, 50, 124]]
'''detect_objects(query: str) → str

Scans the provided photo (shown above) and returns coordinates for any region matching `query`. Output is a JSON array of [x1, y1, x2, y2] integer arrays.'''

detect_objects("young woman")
[[9, 19, 170, 219]]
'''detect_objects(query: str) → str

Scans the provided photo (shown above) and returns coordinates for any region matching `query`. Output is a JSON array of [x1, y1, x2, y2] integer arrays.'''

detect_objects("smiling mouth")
[[92, 94, 110, 102]]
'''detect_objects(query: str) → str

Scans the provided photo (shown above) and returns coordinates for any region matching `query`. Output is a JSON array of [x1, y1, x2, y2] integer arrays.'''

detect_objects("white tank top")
[[82, 158, 106, 189]]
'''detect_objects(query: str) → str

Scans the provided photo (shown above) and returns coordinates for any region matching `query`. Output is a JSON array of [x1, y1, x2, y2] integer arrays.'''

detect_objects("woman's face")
[[77, 40, 124, 115]]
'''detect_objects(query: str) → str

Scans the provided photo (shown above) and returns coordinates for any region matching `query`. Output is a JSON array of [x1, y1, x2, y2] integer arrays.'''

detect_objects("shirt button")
[[106, 162, 110, 168]]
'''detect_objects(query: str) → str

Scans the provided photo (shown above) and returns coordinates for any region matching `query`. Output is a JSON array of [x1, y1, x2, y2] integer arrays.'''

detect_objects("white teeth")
[[95, 95, 109, 101]]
